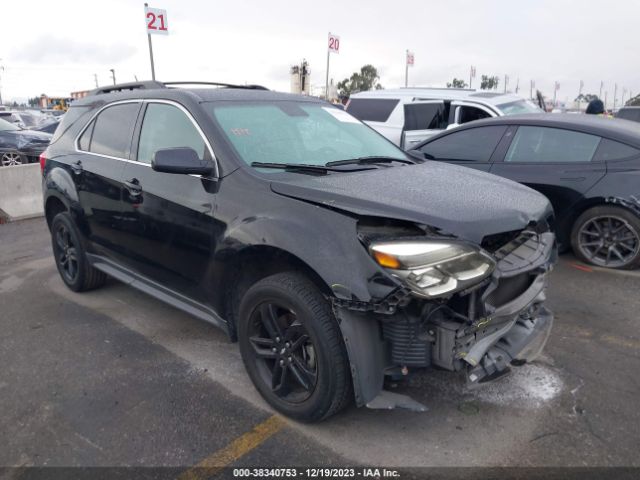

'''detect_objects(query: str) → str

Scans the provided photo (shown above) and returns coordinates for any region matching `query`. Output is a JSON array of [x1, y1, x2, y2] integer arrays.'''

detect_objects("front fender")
[[218, 203, 399, 302]]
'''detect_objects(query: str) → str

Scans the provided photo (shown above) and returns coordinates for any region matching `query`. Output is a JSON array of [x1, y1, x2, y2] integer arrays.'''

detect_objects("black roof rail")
[[87, 80, 269, 97], [163, 81, 269, 90], [88, 81, 166, 96]]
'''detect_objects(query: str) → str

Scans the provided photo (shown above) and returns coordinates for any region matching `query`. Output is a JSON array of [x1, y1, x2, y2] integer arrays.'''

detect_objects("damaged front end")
[[333, 221, 557, 411]]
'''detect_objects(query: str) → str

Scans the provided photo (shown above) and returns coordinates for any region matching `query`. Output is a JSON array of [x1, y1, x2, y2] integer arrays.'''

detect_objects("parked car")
[[34, 119, 60, 135], [410, 114, 640, 269], [0, 117, 52, 166], [42, 81, 556, 422], [0, 110, 44, 129], [346, 88, 543, 149], [616, 106, 640, 123], [41, 109, 66, 118]]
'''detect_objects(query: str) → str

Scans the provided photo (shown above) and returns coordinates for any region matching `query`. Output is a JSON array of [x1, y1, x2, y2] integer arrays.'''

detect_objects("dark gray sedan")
[[410, 114, 640, 269]]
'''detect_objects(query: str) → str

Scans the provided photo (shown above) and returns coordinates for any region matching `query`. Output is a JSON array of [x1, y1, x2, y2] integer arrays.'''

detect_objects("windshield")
[[496, 100, 543, 115], [209, 102, 406, 168], [0, 117, 21, 132]]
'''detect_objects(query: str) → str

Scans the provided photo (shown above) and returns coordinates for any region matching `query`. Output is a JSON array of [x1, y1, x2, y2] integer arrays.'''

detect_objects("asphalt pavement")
[[1, 218, 639, 475]]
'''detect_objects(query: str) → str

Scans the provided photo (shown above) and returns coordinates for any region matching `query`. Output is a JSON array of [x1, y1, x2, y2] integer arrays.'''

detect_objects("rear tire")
[[570, 205, 640, 269], [238, 272, 352, 422], [51, 212, 107, 291], [1, 151, 25, 167]]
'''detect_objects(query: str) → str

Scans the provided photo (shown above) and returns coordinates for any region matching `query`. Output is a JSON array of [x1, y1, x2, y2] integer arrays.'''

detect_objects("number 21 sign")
[[145, 5, 169, 35]]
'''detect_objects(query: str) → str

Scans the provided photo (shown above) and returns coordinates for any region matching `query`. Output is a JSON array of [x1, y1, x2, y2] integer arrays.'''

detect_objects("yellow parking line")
[[178, 415, 286, 480]]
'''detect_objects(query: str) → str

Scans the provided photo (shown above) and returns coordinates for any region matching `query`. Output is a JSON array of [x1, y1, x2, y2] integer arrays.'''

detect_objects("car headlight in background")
[[369, 241, 496, 298]]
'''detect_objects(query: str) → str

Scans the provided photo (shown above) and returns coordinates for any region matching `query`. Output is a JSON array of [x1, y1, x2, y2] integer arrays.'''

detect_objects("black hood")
[[270, 161, 553, 243]]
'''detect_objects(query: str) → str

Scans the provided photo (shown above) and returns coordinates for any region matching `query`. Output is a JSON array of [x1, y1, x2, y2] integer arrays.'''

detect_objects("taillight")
[[39, 152, 47, 174]]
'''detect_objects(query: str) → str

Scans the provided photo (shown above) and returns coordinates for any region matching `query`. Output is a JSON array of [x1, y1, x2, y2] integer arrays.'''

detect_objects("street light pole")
[[530, 80, 534, 100]]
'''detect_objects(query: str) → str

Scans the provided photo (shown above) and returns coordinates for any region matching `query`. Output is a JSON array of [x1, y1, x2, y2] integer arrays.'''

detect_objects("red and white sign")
[[145, 6, 169, 35], [328, 33, 340, 54], [406, 51, 415, 66]]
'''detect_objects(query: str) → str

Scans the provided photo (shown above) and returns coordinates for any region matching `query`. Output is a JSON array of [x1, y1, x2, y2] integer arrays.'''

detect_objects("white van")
[[346, 88, 543, 149]]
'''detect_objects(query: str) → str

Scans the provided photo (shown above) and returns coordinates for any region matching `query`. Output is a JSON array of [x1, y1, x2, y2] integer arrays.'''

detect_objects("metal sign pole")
[[148, 33, 156, 80], [405, 50, 409, 88], [325, 50, 330, 100]]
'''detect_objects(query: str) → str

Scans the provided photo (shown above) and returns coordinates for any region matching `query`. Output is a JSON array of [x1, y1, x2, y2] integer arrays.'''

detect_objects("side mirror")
[[151, 147, 215, 176]]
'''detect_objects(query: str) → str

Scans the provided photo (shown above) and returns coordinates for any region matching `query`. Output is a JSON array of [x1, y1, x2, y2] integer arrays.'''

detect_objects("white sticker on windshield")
[[322, 107, 361, 123]]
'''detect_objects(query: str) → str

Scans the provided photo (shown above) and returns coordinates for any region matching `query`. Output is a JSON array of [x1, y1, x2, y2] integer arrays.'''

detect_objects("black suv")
[[42, 81, 556, 422]]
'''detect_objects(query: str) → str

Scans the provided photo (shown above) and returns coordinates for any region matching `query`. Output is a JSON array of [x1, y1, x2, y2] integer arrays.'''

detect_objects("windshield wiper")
[[325, 156, 417, 167], [250, 161, 374, 174]]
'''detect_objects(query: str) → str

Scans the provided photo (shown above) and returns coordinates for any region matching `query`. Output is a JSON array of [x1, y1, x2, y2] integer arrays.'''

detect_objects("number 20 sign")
[[328, 33, 340, 54], [145, 6, 169, 35]]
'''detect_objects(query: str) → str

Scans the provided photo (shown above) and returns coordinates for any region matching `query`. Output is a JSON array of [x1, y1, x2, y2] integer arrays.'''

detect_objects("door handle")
[[71, 160, 83, 174], [124, 178, 142, 196]]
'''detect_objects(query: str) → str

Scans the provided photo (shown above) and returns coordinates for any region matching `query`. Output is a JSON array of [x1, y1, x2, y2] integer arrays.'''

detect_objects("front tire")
[[238, 272, 352, 422], [51, 212, 107, 291], [571, 205, 640, 269]]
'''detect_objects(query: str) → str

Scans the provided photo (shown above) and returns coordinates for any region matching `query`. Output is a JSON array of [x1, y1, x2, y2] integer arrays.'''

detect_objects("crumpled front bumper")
[[335, 230, 557, 410], [464, 275, 554, 386], [462, 231, 556, 385]]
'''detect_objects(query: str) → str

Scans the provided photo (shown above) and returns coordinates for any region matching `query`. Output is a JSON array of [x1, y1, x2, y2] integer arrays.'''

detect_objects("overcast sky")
[[2, 0, 639, 107]]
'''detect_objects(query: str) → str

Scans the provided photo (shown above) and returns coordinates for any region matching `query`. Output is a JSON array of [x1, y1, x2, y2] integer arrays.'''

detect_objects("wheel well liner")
[[45, 196, 68, 229]]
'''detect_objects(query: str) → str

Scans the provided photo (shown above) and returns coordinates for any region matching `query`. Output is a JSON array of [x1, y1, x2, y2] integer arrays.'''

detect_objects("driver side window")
[[137, 103, 208, 164]]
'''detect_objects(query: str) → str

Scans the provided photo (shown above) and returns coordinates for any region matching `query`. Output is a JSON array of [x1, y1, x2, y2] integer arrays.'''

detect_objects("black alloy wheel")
[[238, 272, 352, 422], [50, 212, 107, 291], [53, 222, 79, 284], [572, 206, 640, 269], [247, 302, 318, 403]]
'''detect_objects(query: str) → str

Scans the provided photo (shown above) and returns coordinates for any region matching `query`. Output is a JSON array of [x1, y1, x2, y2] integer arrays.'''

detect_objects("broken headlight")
[[369, 241, 496, 298]]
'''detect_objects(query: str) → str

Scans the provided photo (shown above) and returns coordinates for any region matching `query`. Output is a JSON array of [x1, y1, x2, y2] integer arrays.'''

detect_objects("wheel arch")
[[215, 245, 333, 341], [45, 195, 68, 230], [563, 196, 640, 243]]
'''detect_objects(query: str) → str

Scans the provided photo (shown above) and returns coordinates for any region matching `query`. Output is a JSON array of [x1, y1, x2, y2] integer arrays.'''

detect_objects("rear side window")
[[137, 103, 207, 164], [593, 138, 640, 161], [404, 103, 448, 131], [52, 106, 90, 143], [78, 120, 94, 150], [419, 126, 507, 162], [347, 98, 399, 122], [88, 103, 140, 158], [505, 126, 600, 163]]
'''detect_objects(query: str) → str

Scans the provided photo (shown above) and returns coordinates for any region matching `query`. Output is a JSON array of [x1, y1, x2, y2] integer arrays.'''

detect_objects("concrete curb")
[[0, 163, 44, 222]]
